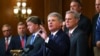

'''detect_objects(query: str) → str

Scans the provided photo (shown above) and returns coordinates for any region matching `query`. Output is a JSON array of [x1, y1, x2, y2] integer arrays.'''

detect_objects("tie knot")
[[32, 35, 35, 37], [68, 33, 72, 37], [49, 34, 54, 39], [6, 37, 8, 41], [22, 36, 24, 39]]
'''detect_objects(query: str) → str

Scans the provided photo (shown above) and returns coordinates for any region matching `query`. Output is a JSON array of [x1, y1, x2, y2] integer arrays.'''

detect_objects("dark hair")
[[26, 16, 41, 25], [71, 0, 82, 7], [17, 21, 26, 26]]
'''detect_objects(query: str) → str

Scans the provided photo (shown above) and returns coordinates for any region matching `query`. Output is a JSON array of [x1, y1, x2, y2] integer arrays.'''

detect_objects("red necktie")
[[21, 37, 24, 48], [6, 38, 8, 50]]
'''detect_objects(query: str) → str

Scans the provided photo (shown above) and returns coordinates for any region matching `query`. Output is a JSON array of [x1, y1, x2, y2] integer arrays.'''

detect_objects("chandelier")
[[13, 0, 32, 20]]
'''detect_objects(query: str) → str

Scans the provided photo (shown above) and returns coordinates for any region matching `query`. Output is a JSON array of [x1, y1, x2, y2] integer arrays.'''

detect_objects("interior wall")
[[62, 0, 95, 19], [0, 0, 95, 37], [0, 0, 45, 37]]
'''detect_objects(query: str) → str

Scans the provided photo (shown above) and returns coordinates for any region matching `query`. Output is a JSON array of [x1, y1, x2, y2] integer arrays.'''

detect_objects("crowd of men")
[[0, 0, 100, 56]]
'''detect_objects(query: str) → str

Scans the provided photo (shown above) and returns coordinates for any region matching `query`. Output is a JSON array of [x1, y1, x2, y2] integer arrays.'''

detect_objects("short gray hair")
[[26, 16, 41, 25], [65, 10, 80, 20], [2, 24, 12, 31], [48, 12, 63, 22]]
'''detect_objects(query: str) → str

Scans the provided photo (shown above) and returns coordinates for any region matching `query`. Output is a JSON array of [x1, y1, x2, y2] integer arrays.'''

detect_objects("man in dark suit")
[[23, 16, 44, 56], [92, 0, 100, 56], [32, 12, 70, 56], [14, 22, 28, 50], [64, 0, 91, 36], [65, 10, 89, 56], [0, 24, 16, 56], [64, 0, 92, 56]]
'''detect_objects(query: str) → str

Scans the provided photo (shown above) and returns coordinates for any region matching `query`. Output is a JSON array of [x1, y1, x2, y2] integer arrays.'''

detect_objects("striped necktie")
[[96, 17, 100, 30], [30, 35, 35, 45]]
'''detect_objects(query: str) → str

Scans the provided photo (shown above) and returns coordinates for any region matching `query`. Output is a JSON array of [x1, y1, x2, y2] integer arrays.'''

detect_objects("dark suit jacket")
[[0, 36, 16, 56], [66, 27, 89, 56], [14, 35, 28, 50], [25, 34, 44, 56], [92, 13, 99, 46], [32, 29, 70, 56], [78, 14, 91, 35]]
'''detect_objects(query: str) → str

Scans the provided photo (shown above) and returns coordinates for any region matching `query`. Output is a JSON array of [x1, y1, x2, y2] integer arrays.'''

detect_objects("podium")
[[10, 50, 22, 56]]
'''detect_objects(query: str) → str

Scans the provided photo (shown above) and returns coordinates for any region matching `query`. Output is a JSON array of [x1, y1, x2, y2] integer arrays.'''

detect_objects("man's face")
[[17, 25, 27, 36], [48, 16, 62, 32], [27, 22, 38, 33], [95, 0, 100, 13], [2, 26, 12, 37], [65, 13, 78, 29], [70, 2, 81, 12]]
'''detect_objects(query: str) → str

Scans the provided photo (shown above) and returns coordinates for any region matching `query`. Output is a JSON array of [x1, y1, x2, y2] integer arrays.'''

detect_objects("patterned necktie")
[[21, 37, 25, 48], [96, 17, 100, 30], [30, 35, 35, 45], [6, 38, 8, 50]]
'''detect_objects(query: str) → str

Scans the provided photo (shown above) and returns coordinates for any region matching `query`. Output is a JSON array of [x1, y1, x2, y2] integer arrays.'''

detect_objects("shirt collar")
[[51, 30, 58, 36], [20, 35, 26, 40], [32, 29, 41, 37], [5, 36, 12, 40], [69, 26, 78, 34], [99, 13, 100, 17]]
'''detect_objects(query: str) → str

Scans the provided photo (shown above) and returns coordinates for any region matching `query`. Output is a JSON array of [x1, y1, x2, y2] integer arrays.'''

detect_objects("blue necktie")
[[96, 17, 100, 30], [30, 35, 35, 45], [95, 17, 100, 43], [49, 34, 54, 39]]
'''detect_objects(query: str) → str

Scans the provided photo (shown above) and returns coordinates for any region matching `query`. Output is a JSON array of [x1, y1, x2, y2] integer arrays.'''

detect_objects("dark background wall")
[[0, 0, 95, 37]]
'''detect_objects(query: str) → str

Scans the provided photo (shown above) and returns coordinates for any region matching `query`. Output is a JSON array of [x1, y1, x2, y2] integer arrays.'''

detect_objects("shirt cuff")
[[45, 37, 49, 43]]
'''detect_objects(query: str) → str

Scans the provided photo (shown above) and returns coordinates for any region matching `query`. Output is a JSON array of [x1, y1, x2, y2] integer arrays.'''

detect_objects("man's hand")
[[39, 25, 48, 40]]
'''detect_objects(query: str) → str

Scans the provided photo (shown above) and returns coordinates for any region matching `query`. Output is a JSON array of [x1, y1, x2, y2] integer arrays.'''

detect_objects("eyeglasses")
[[2, 29, 11, 32]]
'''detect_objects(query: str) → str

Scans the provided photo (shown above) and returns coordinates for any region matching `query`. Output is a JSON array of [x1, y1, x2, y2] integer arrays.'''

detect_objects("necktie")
[[30, 35, 35, 45], [6, 38, 8, 50], [49, 34, 54, 39], [68, 33, 72, 37], [21, 37, 25, 48], [96, 17, 100, 30], [46, 34, 54, 53]]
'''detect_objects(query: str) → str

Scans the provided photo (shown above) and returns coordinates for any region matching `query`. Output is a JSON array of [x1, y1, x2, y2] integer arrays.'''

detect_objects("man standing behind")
[[64, 0, 91, 36], [32, 12, 70, 56], [14, 22, 28, 49], [92, 0, 100, 56], [65, 10, 89, 56], [0, 24, 15, 56], [24, 16, 44, 56]]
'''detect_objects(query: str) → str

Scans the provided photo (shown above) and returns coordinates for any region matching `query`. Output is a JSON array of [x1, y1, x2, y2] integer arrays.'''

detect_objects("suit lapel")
[[70, 27, 81, 45], [3, 38, 6, 51], [33, 34, 40, 44], [26, 35, 32, 46], [53, 29, 63, 40], [18, 36, 22, 47]]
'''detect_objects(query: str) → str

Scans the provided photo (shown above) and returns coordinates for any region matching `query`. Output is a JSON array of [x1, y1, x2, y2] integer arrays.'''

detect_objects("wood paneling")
[[0, 0, 45, 37], [0, 0, 95, 37], [81, 0, 95, 19], [0, 0, 18, 37], [44, 0, 62, 33], [62, 0, 95, 19]]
